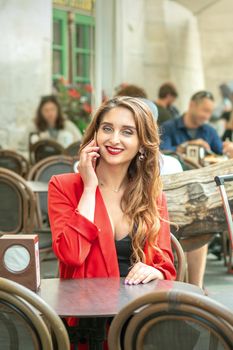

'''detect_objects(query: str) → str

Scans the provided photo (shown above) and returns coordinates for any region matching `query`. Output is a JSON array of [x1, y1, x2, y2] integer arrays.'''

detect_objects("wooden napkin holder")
[[0, 234, 40, 291]]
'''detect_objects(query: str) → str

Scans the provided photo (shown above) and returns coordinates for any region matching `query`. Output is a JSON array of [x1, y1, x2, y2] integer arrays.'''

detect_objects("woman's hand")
[[125, 262, 164, 285], [223, 141, 233, 158], [78, 139, 100, 190]]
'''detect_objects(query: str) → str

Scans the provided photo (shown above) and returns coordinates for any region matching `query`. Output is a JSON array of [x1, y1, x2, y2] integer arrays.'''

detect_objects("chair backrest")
[[108, 290, 233, 350], [0, 168, 36, 234], [161, 151, 201, 171], [0, 149, 29, 177], [29, 139, 64, 165], [64, 141, 81, 157], [0, 277, 70, 350], [27, 155, 74, 227], [170, 233, 186, 282]]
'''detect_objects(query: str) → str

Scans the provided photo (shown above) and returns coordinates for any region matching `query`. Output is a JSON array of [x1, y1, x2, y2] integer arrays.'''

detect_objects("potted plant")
[[54, 77, 92, 134]]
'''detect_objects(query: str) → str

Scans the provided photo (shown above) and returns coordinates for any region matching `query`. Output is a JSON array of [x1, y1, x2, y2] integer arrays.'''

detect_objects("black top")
[[115, 235, 132, 277], [222, 129, 233, 142]]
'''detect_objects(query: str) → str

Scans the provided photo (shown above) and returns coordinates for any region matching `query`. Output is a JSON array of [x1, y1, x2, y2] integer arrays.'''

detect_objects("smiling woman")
[[48, 96, 176, 347]]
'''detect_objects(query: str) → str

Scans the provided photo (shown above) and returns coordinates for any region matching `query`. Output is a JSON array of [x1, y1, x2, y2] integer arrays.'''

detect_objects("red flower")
[[83, 102, 92, 114], [68, 89, 81, 99], [85, 84, 93, 93], [60, 77, 68, 85]]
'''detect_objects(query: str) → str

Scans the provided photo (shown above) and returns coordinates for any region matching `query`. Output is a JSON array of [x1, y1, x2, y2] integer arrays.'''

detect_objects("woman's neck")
[[96, 160, 129, 192]]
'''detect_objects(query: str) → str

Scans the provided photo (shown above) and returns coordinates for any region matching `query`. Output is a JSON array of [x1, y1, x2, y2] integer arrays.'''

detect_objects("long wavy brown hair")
[[80, 96, 162, 263]]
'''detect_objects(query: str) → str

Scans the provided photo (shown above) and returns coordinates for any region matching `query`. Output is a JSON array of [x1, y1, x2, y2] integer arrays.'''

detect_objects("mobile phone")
[[93, 131, 100, 169], [94, 131, 98, 146]]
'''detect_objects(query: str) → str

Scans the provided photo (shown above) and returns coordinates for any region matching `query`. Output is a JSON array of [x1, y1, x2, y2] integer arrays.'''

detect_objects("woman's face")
[[96, 107, 140, 166], [41, 102, 58, 127]]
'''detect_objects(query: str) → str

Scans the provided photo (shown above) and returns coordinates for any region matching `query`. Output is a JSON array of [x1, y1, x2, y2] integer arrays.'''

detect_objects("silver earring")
[[139, 153, 145, 161]]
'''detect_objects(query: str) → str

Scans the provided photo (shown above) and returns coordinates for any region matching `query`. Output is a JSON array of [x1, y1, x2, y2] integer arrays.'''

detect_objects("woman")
[[222, 110, 233, 142], [48, 96, 176, 346], [31, 95, 82, 147]]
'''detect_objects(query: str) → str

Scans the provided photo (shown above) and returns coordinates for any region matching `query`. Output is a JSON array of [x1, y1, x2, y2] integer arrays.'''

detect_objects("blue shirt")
[[160, 117, 222, 154]]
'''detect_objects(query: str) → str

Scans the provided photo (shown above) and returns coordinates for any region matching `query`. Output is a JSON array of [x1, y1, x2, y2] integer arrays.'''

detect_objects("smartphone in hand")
[[93, 132, 100, 169]]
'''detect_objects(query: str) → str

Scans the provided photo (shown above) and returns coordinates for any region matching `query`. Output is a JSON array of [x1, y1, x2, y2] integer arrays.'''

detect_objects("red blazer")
[[48, 173, 176, 281]]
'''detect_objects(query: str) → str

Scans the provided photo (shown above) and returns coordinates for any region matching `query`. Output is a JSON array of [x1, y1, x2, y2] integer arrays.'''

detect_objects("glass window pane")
[[53, 20, 62, 45], [53, 50, 62, 75], [85, 54, 90, 77], [76, 24, 84, 48], [76, 53, 85, 77], [75, 24, 91, 49]]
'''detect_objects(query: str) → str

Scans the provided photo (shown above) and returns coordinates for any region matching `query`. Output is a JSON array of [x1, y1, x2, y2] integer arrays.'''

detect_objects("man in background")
[[160, 90, 222, 155], [155, 82, 179, 125]]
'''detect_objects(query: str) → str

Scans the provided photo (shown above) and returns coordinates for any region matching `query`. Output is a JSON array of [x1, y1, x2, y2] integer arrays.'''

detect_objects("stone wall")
[[198, 0, 233, 102], [0, 0, 52, 150]]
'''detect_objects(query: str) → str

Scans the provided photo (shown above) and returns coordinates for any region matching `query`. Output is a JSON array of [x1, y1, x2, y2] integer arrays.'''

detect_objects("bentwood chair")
[[64, 141, 82, 157], [27, 155, 74, 228], [29, 139, 64, 165], [161, 151, 201, 171], [27, 155, 74, 270], [0, 168, 36, 234], [0, 277, 70, 350], [108, 290, 233, 350], [0, 149, 29, 178], [170, 233, 186, 282]]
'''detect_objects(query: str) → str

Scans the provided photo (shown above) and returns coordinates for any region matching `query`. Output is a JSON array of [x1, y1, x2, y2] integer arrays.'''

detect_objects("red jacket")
[[48, 173, 176, 281]]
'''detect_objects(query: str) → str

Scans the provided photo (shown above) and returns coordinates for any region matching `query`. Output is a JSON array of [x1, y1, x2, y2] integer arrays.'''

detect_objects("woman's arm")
[[48, 139, 100, 267], [48, 176, 99, 267]]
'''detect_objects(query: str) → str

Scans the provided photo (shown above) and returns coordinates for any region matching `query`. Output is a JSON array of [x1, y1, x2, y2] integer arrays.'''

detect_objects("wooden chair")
[[64, 140, 82, 157], [28, 155, 74, 271], [108, 290, 233, 350], [161, 151, 201, 170], [0, 168, 36, 234], [29, 139, 64, 165], [171, 233, 186, 282], [0, 277, 70, 350], [27, 155, 74, 228], [0, 149, 29, 178]]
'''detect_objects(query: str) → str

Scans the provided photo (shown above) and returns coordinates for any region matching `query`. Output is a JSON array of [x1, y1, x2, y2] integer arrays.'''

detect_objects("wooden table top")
[[38, 278, 203, 318], [26, 181, 48, 193]]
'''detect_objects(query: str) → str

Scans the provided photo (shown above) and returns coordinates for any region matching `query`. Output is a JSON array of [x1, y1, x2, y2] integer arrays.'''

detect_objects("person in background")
[[222, 110, 233, 142], [31, 95, 82, 148], [115, 84, 147, 98], [155, 82, 179, 125], [160, 90, 222, 155]]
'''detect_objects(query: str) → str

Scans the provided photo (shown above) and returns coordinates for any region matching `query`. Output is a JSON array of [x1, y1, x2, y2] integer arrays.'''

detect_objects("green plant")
[[54, 77, 92, 134]]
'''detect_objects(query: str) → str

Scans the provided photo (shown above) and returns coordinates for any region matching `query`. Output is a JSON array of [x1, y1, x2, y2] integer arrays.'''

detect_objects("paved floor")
[[204, 253, 233, 310]]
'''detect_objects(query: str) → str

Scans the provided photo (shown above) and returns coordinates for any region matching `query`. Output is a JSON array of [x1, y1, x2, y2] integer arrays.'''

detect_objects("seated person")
[[29, 95, 82, 148], [155, 82, 179, 125], [160, 91, 222, 155], [115, 83, 147, 98], [222, 111, 233, 141], [48, 97, 176, 342]]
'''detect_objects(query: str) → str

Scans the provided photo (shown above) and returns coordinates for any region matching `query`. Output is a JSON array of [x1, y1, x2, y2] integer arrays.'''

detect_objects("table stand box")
[[0, 234, 40, 291]]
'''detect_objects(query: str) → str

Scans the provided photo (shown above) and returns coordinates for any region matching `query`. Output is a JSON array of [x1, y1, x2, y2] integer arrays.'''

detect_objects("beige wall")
[[0, 0, 52, 150], [164, 0, 204, 112], [198, 0, 233, 102], [116, 0, 204, 112]]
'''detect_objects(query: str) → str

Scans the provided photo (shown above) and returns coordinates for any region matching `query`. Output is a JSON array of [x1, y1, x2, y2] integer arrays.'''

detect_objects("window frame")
[[52, 9, 68, 80], [73, 14, 95, 84]]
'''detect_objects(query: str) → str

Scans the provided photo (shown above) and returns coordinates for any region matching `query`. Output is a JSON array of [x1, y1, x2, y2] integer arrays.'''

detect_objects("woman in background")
[[31, 95, 82, 147]]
